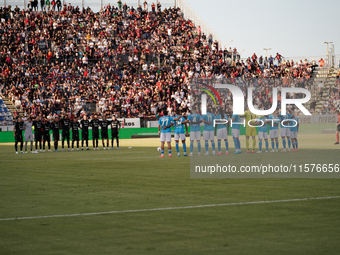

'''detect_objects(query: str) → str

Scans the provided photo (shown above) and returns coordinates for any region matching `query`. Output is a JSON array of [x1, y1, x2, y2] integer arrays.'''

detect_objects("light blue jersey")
[[231, 114, 241, 130], [173, 116, 186, 134], [188, 113, 202, 132], [280, 114, 292, 128], [202, 112, 215, 131], [158, 116, 174, 133], [215, 114, 228, 130], [268, 114, 280, 130], [258, 116, 268, 132], [289, 116, 299, 132]]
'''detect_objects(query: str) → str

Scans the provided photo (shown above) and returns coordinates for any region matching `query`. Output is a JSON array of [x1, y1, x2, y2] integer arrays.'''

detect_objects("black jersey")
[[60, 118, 71, 130], [33, 120, 43, 133], [111, 120, 120, 133], [52, 121, 61, 132], [100, 120, 110, 131], [91, 119, 100, 131], [43, 121, 52, 133], [80, 119, 90, 131], [14, 121, 24, 135], [71, 122, 80, 131]]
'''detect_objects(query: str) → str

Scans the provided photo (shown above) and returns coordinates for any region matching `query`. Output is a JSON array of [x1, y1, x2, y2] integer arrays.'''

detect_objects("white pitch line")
[[1, 196, 339, 222]]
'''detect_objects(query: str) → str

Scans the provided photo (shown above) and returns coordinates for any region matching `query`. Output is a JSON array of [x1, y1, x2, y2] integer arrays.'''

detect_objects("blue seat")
[[0, 108, 2, 112], [4, 108, 8, 112], [0, 116, 4, 121], [0, 100, 3, 104]]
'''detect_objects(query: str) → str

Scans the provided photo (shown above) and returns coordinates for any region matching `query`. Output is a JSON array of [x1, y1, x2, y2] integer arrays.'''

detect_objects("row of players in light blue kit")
[[158, 107, 299, 157]]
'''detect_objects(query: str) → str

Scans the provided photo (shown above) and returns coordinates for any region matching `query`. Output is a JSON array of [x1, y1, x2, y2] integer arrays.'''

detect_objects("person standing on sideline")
[[110, 115, 121, 149], [13, 116, 24, 154], [172, 109, 189, 157], [42, 117, 52, 152], [99, 114, 110, 150], [33, 116, 43, 152], [60, 114, 71, 151], [158, 110, 174, 158], [81, 115, 90, 150], [335, 110, 340, 145], [56, 0, 61, 11], [91, 114, 100, 150], [40, 0, 45, 11], [52, 116, 61, 152], [71, 117, 80, 151]]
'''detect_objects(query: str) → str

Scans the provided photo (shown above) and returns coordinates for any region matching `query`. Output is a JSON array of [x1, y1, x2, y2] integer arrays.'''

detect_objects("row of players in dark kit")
[[13, 113, 121, 153]]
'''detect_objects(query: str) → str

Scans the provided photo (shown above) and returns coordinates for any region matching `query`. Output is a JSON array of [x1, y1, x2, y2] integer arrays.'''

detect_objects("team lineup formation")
[[13, 113, 121, 153], [158, 106, 299, 157]]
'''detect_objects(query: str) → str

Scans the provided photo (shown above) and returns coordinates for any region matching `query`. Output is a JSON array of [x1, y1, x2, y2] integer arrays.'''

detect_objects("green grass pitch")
[[1, 134, 340, 254]]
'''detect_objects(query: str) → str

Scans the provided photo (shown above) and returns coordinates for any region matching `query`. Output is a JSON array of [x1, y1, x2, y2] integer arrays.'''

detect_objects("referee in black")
[[111, 115, 121, 149], [71, 117, 80, 151], [81, 114, 90, 150], [33, 115, 43, 152], [91, 114, 100, 150], [99, 114, 110, 150], [13, 116, 24, 154]]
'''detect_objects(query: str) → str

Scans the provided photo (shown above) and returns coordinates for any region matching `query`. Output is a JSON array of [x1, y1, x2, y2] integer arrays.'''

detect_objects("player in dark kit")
[[71, 117, 80, 151], [33, 116, 43, 152], [111, 115, 121, 149], [13, 116, 24, 154], [52, 116, 61, 152], [60, 114, 71, 151], [91, 114, 100, 150], [80, 115, 90, 150], [42, 117, 52, 152], [99, 114, 111, 150]]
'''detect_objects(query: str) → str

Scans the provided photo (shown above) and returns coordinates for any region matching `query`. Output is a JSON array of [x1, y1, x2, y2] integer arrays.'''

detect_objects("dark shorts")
[[92, 129, 99, 139], [72, 131, 79, 141], [82, 131, 89, 140], [337, 123, 340, 132], [112, 132, 119, 139], [62, 130, 70, 140], [53, 131, 59, 141], [43, 132, 50, 142], [35, 132, 42, 141], [15, 133, 23, 143], [101, 130, 108, 139]]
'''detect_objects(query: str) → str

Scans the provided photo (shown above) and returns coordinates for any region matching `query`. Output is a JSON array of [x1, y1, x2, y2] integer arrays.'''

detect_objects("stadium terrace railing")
[[175, 0, 222, 48], [1, 0, 176, 13], [240, 55, 340, 68]]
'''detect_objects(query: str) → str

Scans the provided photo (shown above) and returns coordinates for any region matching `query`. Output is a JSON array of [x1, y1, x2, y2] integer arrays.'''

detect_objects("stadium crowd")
[[322, 78, 340, 114], [0, 2, 318, 123]]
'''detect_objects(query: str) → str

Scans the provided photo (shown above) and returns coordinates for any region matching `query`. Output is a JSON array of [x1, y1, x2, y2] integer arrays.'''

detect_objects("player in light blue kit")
[[158, 110, 174, 158], [280, 109, 293, 152], [231, 113, 242, 154], [289, 114, 299, 151], [172, 109, 189, 157], [255, 115, 269, 153], [188, 106, 202, 156], [202, 106, 216, 155], [268, 110, 280, 152], [215, 107, 229, 155]]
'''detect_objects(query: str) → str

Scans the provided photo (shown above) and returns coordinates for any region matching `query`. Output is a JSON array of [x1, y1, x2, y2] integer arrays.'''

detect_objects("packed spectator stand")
[[0, 3, 323, 126]]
